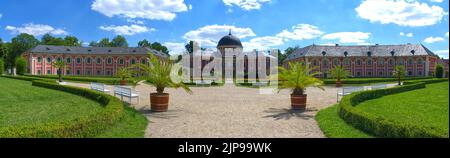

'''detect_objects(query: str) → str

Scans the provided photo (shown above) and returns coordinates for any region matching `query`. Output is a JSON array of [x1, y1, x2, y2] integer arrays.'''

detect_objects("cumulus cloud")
[[430, 0, 444, 3], [223, 0, 271, 10], [355, 0, 448, 27], [243, 36, 284, 50], [400, 32, 414, 37], [5, 23, 68, 36], [446, 32, 449, 37], [91, 0, 189, 21], [276, 24, 324, 41], [164, 42, 186, 55], [183, 24, 256, 47], [321, 32, 371, 44], [424, 36, 444, 43], [435, 50, 448, 59], [99, 24, 155, 35]]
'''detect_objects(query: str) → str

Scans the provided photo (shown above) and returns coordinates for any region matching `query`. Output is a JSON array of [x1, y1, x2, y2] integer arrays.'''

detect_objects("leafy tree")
[[185, 41, 194, 54], [110, 35, 128, 47], [150, 42, 169, 55], [97, 38, 111, 47], [277, 62, 324, 95], [138, 39, 151, 47], [41, 34, 64, 46], [15, 57, 27, 75], [10, 33, 39, 66], [116, 67, 131, 81], [52, 61, 67, 82], [435, 64, 444, 78], [0, 59, 4, 75], [392, 65, 406, 86], [64, 36, 81, 46], [89, 41, 99, 47], [329, 66, 351, 87]]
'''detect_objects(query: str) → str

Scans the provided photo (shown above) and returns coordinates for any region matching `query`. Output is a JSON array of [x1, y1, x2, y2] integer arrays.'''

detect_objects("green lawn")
[[316, 105, 373, 138], [0, 77, 148, 138], [356, 82, 449, 134]]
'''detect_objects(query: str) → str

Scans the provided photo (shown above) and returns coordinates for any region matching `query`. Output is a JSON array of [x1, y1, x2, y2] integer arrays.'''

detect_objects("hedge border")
[[23, 74, 132, 85], [0, 79, 125, 138], [323, 77, 432, 85], [337, 78, 449, 138]]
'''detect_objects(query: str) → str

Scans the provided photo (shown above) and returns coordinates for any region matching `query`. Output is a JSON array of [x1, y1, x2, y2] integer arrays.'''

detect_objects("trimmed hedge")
[[0, 75, 45, 82], [24, 74, 132, 85], [338, 78, 449, 138], [0, 80, 125, 138], [323, 77, 432, 85]]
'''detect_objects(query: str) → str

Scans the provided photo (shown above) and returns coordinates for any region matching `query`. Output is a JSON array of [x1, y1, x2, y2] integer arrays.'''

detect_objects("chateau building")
[[284, 44, 440, 78], [23, 45, 168, 76]]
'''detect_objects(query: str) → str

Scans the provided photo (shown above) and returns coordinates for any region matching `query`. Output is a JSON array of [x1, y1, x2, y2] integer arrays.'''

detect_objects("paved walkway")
[[67, 82, 342, 138]]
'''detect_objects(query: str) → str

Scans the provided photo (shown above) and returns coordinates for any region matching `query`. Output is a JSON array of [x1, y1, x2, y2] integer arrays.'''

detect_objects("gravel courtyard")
[[68, 82, 340, 138]]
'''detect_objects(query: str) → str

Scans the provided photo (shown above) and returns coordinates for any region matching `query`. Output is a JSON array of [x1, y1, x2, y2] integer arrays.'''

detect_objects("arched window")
[[377, 58, 384, 65], [57, 57, 62, 62], [96, 58, 102, 64], [322, 59, 328, 66], [312, 59, 318, 66], [417, 58, 424, 65], [344, 58, 350, 65], [76, 57, 81, 64], [85, 57, 92, 64], [356, 59, 362, 66], [398, 59, 404, 65], [367, 59, 373, 66], [46, 57, 52, 63], [131, 58, 136, 65], [118, 58, 124, 65], [37, 57, 42, 63], [333, 58, 340, 66], [66, 57, 71, 63], [141, 58, 147, 64], [107, 57, 113, 64], [389, 59, 394, 65], [407, 58, 413, 65]]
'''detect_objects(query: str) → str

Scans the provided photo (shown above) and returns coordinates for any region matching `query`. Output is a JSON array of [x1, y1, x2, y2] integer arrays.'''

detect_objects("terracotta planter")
[[291, 94, 307, 110], [336, 80, 343, 87], [119, 80, 127, 85], [150, 93, 169, 112]]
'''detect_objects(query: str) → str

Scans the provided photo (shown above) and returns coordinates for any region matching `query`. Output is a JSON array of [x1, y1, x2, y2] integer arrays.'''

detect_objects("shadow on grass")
[[263, 108, 318, 120]]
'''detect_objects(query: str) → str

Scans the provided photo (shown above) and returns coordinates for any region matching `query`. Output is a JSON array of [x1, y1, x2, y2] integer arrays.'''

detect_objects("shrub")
[[435, 64, 444, 78], [0, 80, 125, 138], [323, 77, 432, 85], [0, 59, 4, 75], [337, 79, 449, 138], [24, 74, 132, 85], [15, 57, 27, 75]]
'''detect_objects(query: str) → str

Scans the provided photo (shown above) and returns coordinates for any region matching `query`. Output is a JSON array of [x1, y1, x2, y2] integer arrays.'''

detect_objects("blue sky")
[[0, 0, 448, 58]]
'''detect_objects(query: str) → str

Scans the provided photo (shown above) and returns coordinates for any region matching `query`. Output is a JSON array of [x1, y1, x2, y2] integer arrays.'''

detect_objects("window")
[[46, 57, 52, 63], [76, 70, 81, 75], [333, 59, 339, 66], [344, 58, 350, 65], [85, 58, 92, 64], [398, 59, 404, 65], [417, 58, 424, 65], [312, 60, 318, 66], [356, 72, 361, 77], [106, 71, 111, 76], [418, 71, 422, 76], [131, 59, 136, 65], [119, 58, 124, 65], [76, 58, 81, 64], [96, 58, 102, 64], [367, 59, 373, 66], [378, 71, 383, 76], [408, 59, 413, 65], [86, 70, 91, 75], [377, 58, 384, 65], [107, 58, 112, 64], [356, 59, 362, 66], [66, 70, 71, 75], [37, 70, 41, 75], [367, 71, 372, 76], [37, 57, 42, 63], [141, 58, 146, 64], [97, 70, 101, 75], [57, 57, 62, 62], [389, 59, 394, 66], [66, 58, 71, 63], [47, 70, 51, 75], [408, 71, 413, 76]]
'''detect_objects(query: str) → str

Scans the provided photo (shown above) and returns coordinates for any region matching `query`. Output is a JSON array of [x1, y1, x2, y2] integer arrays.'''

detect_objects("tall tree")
[[89, 41, 99, 47], [138, 39, 151, 47], [41, 34, 64, 46], [150, 42, 169, 55], [64, 36, 81, 46], [110, 35, 128, 47], [10, 33, 39, 66], [97, 38, 111, 47]]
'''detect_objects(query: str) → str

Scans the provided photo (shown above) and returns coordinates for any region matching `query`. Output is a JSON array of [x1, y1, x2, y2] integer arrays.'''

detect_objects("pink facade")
[[23, 53, 150, 76]]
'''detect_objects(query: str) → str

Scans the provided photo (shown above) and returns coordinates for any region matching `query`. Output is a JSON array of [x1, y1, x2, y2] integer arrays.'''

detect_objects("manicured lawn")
[[0, 77, 103, 128], [316, 105, 373, 138], [0, 77, 148, 138], [355, 82, 449, 134]]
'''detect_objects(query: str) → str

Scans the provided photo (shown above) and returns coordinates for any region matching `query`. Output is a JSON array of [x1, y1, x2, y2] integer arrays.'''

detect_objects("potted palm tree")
[[131, 53, 192, 112], [278, 62, 324, 110], [116, 67, 131, 85], [329, 66, 351, 87], [392, 65, 406, 86], [52, 61, 66, 83]]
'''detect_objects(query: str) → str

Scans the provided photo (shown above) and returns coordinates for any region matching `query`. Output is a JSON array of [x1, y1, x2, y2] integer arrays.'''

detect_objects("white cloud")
[[435, 50, 448, 59], [355, 0, 448, 27], [322, 32, 371, 44], [276, 24, 324, 41], [243, 36, 284, 50], [430, 0, 444, 3], [446, 32, 449, 37], [99, 24, 155, 35], [126, 19, 144, 25], [400, 32, 414, 37], [223, 0, 271, 10], [91, 0, 188, 21], [0, 14, 2, 19], [183, 24, 256, 47], [189, 4, 193, 10], [424, 36, 444, 43], [164, 42, 186, 55], [5, 23, 68, 36]]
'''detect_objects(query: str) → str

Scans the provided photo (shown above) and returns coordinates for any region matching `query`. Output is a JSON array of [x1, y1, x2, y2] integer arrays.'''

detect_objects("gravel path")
[[66, 82, 343, 138]]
